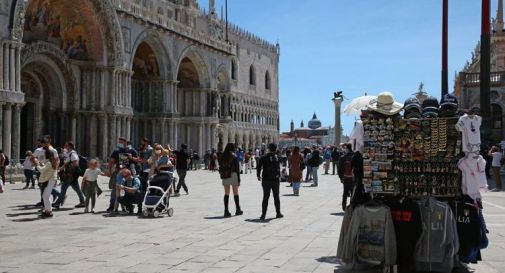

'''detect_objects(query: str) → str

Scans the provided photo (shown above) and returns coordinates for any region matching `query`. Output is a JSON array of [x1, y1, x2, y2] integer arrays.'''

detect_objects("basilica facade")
[[0, 0, 280, 160]]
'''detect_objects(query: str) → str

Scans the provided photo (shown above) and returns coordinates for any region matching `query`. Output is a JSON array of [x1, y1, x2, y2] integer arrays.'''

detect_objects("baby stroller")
[[142, 171, 175, 218]]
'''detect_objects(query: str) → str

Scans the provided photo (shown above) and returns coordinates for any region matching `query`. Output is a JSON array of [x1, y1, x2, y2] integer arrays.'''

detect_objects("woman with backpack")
[[218, 143, 243, 218], [288, 146, 303, 196]]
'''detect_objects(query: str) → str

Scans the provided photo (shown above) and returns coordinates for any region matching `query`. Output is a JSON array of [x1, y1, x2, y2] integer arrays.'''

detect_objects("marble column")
[[198, 124, 203, 156], [3, 103, 12, 157], [115, 116, 121, 139], [89, 114, 98, 157], [99, 114, 108, 160], [332, 97, 343, 145], [109, 115, 117, 147], [3, 43, 9, 91], [9, 43, 14, 92], [126, 117, 132, 142], [11, 104, 21, 161], [0, 42, 3, 90]]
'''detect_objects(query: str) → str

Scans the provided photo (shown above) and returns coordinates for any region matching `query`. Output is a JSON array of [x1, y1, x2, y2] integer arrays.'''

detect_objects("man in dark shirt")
[[256, 143, 283, 221], [174, 144, 190, 196], [107, 137, 139, 212], [331, 146, 341, 175]]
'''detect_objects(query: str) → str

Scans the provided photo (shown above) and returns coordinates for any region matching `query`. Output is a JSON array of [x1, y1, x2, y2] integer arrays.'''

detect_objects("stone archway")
[[20, 48, 75, 153]]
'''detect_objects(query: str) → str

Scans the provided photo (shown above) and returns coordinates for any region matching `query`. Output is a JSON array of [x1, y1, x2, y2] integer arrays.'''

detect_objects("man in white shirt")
[[35, 136, 61, 207], [55, 141, 85, 208]]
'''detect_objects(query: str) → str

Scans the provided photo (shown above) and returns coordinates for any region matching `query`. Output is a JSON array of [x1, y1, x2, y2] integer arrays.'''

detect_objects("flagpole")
[[225, 0, 229, 42]]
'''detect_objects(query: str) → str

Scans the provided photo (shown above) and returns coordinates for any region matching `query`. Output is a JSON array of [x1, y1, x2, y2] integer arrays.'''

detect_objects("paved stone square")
[[0, 170, 504, 273]]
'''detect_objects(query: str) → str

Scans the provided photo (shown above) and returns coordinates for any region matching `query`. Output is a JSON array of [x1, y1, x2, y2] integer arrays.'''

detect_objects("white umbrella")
[[343, 95, 377, 115]]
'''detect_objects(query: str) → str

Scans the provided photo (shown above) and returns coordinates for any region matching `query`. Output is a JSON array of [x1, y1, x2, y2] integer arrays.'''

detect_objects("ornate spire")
[[209, 0, 216, 15], [498, 0, 504, 33]]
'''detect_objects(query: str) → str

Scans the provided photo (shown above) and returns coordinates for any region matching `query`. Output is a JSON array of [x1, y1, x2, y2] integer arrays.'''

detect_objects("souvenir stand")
[[337, 92, 489, 273]]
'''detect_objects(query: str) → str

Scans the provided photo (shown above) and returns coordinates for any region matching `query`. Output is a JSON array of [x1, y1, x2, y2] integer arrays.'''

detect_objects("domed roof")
[[308, 113, 322, 129]]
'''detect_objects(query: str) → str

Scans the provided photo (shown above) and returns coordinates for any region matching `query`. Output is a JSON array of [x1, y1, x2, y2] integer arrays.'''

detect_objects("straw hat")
[[367, 92, 403, 116]]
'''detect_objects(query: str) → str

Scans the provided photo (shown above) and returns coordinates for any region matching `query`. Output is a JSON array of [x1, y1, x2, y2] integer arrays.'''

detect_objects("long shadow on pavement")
[[330, 212, 345, 217], [245, 218, 273, 223], [204, 216, 227, 220]]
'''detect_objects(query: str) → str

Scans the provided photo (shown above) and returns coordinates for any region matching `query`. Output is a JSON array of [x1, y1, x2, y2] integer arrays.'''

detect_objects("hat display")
[[403, 97, 422, 119], [367, 92, 403, 116], [422, 96, 440, 109], [439, 93, 459, 117], [422, 106, 439, 118]]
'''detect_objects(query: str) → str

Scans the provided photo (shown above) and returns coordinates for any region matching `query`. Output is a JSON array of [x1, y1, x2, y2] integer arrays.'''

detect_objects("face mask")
[[117, 143, 124, 149], [62, 149, 68, 154], [155, 150, 162, 155]]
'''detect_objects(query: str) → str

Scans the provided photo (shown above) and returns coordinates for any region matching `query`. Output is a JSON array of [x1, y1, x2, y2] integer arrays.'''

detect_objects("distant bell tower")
[[290, 120, 294, 132], [497, 0, 504, 33]]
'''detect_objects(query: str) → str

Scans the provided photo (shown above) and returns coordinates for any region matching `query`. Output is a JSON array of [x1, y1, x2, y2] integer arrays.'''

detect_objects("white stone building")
[[0, 0, 280, 160]]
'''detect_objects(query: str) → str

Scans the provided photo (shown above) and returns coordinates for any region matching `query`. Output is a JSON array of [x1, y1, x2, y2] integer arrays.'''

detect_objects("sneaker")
[[91, 209, 95, 214], [185, 190, 189, 195], [75, 203, 86, 208], [276, 213, 284, 219], [106, 206, 114, 212], [41, 211, 53, 218], [224, 211, 232, 218], [259, 215, 266, 221], [52, 203, 60, 210], [310, 184, 318, 187], [23, 186, 29, 189]]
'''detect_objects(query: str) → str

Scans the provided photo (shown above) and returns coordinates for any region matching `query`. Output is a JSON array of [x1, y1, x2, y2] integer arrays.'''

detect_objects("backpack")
[[343, 154, 354, 182], [245, 153, 251, 163], [309, 154, 321, 167], [261, 154, 280, 180]]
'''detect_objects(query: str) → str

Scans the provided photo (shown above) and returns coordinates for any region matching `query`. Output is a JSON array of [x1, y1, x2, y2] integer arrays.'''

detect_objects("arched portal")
[[20, 58, 70, 153], [177, 57, 201, 116]]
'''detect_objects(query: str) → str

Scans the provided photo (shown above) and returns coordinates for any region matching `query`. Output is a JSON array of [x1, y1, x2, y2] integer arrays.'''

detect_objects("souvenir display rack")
[[362, 114, 462, 198]]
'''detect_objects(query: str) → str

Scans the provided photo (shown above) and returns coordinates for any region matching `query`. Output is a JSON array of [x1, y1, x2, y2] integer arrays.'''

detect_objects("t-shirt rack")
[[339, 110, 489, 273]]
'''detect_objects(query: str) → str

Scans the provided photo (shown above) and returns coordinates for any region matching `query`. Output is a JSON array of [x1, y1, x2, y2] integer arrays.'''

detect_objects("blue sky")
[[200, 0, 494, 135]]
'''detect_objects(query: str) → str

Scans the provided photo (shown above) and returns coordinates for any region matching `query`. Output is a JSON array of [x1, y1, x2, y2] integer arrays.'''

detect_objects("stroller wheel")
[[142, 209, 149, 218], [167, 208, 174, 217], [153, 210, 160, 218]]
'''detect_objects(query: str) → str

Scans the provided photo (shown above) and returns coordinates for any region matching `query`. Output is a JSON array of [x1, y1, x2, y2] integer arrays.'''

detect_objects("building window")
[[492, 104, 502, 129], [249, 65, 256, 86], [265, 71, 271, 90], [231, 60, 237, 80]]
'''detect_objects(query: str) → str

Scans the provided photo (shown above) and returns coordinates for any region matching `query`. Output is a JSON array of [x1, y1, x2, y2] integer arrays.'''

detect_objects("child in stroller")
[[142, 170, 175, 218]]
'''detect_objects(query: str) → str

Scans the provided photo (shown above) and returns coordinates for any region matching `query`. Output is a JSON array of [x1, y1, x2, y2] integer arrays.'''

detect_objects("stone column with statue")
[[332, 92, 344, 145]]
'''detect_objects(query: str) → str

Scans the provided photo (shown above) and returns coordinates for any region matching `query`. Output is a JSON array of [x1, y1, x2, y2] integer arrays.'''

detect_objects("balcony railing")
[[459, 72, 505, 86]]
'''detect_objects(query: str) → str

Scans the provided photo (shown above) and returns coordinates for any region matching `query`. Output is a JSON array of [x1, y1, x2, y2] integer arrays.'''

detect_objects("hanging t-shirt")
[[349, 120, 364, 152], [456, 114, 482, 153], [458, 155, 488, 200], [386, 197, 422, 265]]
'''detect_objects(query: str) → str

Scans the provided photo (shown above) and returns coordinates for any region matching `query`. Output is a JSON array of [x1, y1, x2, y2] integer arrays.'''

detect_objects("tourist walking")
[[237, 148, 245, 174], [288, 146, 303, 196], [309, 147, 322, 187], [23, 151, 36, 189], [107, 137, 139, 212], [56, 141, 85, 208], [489, 145, 503, 192], [244, 150, 252, 174], [256, 143, 283, 220], [331, 147, 340, 175], [323, 146, 331, 175], [0, 150, 8, 183], [35, 148, 58, 218], [174, 144, 190, 196], [209, 149, 217, 172], [303, 147, 312, 182], [81, 159, 104, 213], [218, 143, 243, 217], [338, 143, 356, 210]]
